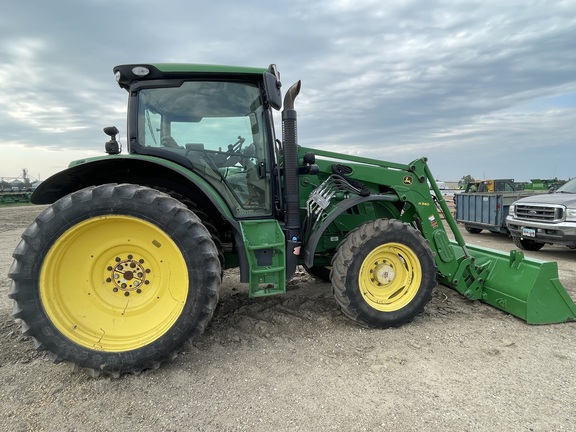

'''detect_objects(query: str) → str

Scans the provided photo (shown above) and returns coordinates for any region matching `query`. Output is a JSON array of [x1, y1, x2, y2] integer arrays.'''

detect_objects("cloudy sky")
[[1, 0, 575, 183]]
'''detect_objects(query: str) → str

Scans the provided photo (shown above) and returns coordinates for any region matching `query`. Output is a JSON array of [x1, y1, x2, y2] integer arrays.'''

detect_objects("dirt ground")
[[0, 205, 574, 432]]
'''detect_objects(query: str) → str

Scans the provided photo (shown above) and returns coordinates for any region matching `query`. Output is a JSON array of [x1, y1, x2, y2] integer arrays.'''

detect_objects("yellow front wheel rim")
[[40, 215, 188, 352], [359, 242, 422, 312]]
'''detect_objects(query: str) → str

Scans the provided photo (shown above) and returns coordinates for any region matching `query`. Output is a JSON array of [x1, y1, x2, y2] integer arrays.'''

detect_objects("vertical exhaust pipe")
[[282, 80, 302, 279]]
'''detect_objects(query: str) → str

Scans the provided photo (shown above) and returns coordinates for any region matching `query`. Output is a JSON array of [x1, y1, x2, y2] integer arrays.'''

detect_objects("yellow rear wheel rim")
[[40, 215, 188, 352], [359, 242, 421, 312]]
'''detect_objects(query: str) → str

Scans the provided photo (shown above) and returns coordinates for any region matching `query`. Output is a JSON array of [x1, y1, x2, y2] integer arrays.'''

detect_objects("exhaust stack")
[[281, 80, 302, 279]]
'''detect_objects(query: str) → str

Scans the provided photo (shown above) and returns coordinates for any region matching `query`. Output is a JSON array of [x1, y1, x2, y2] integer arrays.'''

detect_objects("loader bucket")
[[447, 242, 576, 324]]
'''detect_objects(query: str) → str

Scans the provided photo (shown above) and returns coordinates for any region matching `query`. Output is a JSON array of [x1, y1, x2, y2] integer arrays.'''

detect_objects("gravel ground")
[[0, 205, 574, 432]]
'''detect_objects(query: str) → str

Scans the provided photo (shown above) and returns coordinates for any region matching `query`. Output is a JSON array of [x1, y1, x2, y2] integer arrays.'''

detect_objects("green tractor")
[[9, 63, 576, 377]]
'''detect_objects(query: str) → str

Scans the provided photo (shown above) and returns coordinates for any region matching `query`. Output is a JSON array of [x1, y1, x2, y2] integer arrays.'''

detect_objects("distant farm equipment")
[[0, 169, 40, 205], [0, 191, 32, 205]]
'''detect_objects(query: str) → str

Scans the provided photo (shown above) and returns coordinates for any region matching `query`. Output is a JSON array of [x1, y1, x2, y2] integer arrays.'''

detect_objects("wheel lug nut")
[[144, 280, 150, 285], [139, 259, 144, 264], [107, 266, 113, 271], [136, 289, 142, 294], [115, 257, 121, 262], [113, 288, 118, 292], [128, 254, 133, 259], [106, 278, 112, 283], [124, 292, 130, 297]]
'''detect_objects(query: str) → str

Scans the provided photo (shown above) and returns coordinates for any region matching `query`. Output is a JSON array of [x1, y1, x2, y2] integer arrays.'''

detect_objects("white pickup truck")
[[506, 177, 576, 250]]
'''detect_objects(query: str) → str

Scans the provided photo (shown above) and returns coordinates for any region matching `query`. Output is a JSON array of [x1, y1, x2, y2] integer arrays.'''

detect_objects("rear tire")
[[513, 236, 545, 251], [9, 184, 221, 377], [331, 219, 437, 328], [156, 189, 225, 277]]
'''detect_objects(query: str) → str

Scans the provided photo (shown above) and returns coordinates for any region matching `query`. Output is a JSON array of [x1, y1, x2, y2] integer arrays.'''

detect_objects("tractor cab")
[[113, 65, 281, 218]]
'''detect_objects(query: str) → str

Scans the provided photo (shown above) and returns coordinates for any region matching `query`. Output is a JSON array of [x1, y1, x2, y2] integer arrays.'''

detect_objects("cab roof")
[[113, 63, 268, 90]]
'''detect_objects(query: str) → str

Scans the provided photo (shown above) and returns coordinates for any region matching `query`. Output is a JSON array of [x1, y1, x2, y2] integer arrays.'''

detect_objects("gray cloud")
[[0, 0, 574, 181]]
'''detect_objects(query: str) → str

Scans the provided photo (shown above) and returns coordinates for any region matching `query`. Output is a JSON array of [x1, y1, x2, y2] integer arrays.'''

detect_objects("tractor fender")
[[303, 194, 400, 268], [32, 155, 250, 279], [32, 155, 238, 226]]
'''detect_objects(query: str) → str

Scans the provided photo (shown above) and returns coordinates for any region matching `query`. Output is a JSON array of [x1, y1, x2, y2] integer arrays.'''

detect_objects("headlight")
[[566, 208, 576, 222], [509, 204, 515, 216]]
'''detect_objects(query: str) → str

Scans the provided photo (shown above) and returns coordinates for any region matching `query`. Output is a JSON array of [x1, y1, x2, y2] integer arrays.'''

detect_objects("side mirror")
[[104, 126, 119, 137], [263, 65, 282, 110], [104, 126, 121, 154]]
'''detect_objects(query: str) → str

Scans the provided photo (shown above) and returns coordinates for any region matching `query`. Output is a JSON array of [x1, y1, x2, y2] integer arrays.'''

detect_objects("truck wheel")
[[513, 236, 545, 251], [464, 225, 483, 234], [331, 219, 437, 328], [9, 184, 221, 377], [303, 265, 332, 282]]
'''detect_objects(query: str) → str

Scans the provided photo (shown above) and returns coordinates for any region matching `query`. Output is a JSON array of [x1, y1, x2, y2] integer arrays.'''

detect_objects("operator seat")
[[161, 135, 180, 148]]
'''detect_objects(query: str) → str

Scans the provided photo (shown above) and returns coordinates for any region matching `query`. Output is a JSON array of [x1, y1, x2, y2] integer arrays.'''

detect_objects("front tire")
[[9, 184, 221, 376], [331, 219, 437, 328]]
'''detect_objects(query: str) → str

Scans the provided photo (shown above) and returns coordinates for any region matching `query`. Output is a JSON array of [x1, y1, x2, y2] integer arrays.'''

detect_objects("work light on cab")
[[132, 66, 150, 77]]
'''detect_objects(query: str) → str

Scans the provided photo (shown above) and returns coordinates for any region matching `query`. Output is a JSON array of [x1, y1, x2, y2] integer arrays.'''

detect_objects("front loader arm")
[[300, 148, 576, 324]]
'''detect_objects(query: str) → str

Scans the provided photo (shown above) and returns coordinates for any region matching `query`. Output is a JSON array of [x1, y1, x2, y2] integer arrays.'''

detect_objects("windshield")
[[556, 177, 576, 193], [136, 81, 272, 216]]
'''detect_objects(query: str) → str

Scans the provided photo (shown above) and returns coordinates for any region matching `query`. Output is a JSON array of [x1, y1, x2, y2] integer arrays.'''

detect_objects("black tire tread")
[[513, 236, 545, 251], [331, 219, 437, 328], [9, 184, 220, 377], [150, 187, 225, 272], [465, 225, 483, 234]]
